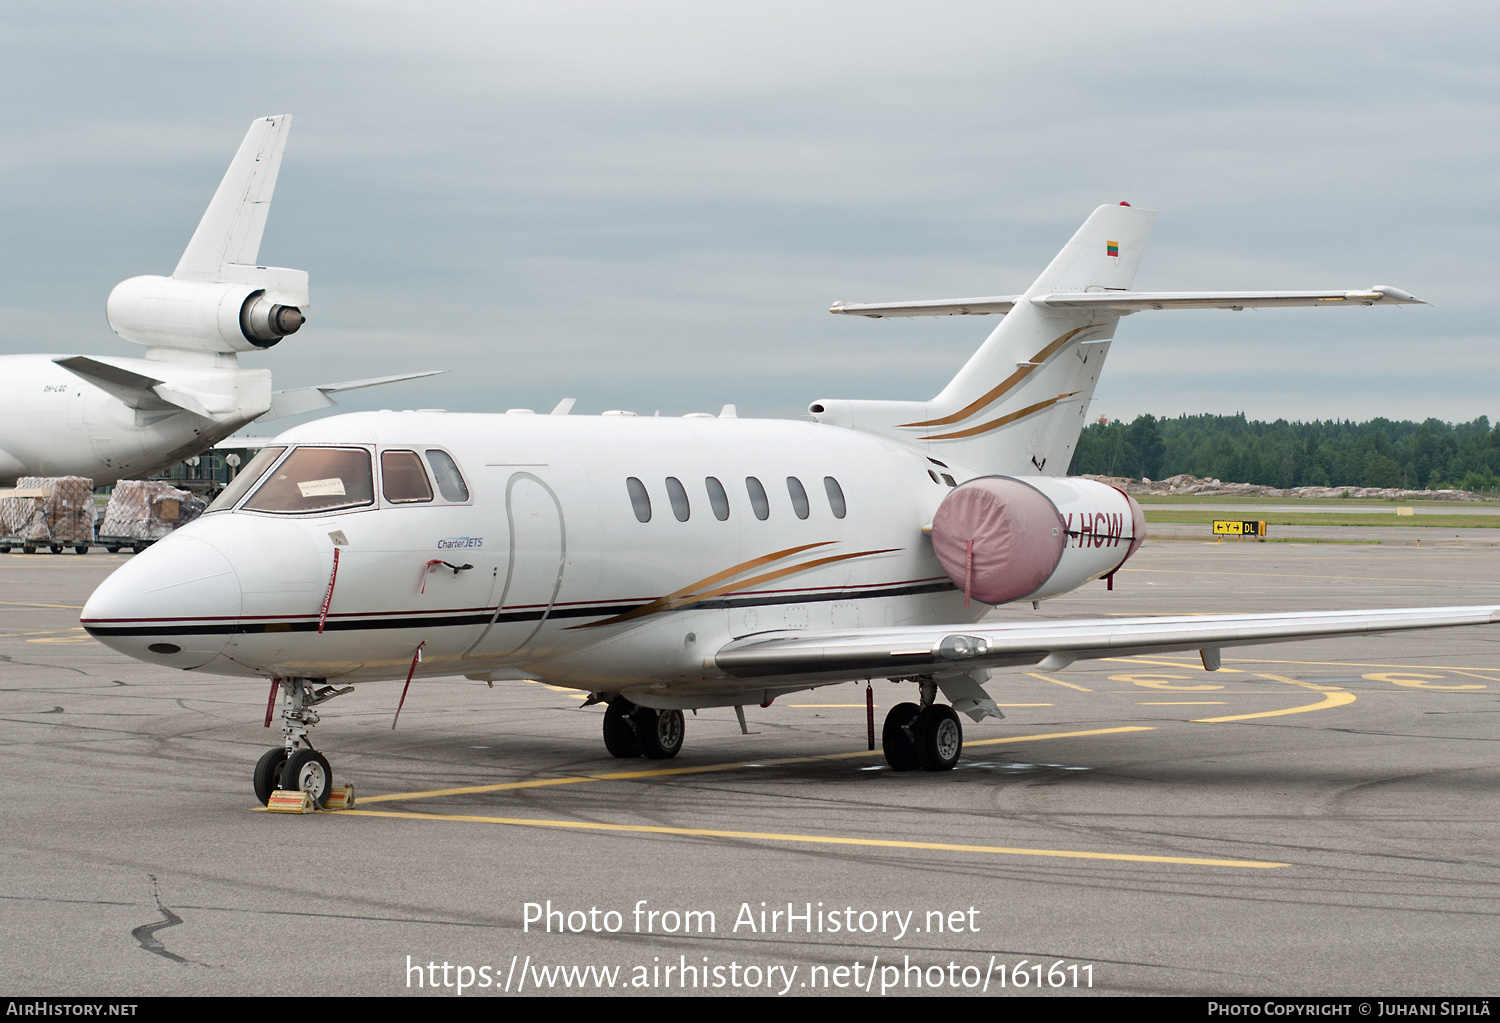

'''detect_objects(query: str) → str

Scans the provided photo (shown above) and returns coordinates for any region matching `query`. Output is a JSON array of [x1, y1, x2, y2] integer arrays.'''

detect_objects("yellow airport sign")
[[1213, 520, 1266, 536]]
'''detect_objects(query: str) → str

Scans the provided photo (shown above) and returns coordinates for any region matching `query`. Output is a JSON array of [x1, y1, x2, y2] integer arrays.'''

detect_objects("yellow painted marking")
[[1106, 657, 1244, 673], [1253, 673, 1343, 692], [329, 808, 1284, 868], [1194, 691, 1356, 723], [1139, 702, 1226, 705], [1230, 656, 1500, 672], [1111, 673, 1223, 691], [0, 600, 85, 610], [1026, 672, 1092, 692], [1362, 672, 1485, 691], [361, 727, 1155, 803]]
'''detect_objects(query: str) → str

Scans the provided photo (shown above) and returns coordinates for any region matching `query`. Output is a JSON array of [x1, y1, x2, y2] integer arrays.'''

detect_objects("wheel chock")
[[323, 784, 356, 810], [266, 789, 316, 814]]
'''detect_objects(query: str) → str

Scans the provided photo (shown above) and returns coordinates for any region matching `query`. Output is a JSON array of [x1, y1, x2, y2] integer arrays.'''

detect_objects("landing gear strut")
[[601, 696, 684, 760], [881, 676, 963, 772], [254, 677, 351, 806]]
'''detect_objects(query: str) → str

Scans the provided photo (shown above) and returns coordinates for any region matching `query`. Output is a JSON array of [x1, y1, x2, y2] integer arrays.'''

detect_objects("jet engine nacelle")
[[929, 475, 1144, 606], [107, 275, 306, 354]]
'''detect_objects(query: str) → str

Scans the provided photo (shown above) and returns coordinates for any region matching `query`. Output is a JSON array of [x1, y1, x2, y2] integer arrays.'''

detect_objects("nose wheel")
[[255, 677, 352, 807]]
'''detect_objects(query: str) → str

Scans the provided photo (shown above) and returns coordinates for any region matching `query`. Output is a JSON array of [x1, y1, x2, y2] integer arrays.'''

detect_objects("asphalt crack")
[[130, 875, 195, 964]]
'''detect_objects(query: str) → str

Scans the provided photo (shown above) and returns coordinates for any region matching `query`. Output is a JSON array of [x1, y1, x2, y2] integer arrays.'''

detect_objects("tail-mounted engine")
[[106, 273, 307, 354], [929, 476, 1144, 606]]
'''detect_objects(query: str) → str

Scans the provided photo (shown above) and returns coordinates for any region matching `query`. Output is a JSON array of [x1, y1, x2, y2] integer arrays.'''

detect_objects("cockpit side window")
[[425, 450, 470, 502], [381, 450, 434, 504], [206, 446, 286, 513], [243, 447, 374, 514]]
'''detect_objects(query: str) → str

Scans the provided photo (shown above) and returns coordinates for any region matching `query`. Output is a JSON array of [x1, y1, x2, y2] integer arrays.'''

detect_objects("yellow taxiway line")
[[1193, 691, 1356, 723], [329, 808, 1288, 869], [359, 726, 1156, 804]]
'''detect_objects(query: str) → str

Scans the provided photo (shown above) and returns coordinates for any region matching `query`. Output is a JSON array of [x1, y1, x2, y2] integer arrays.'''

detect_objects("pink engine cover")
[[930, 477, 1067, 606]]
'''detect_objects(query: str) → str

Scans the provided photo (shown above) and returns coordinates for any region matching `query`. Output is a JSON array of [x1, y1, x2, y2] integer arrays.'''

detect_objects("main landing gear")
[[601, 696, 684, 760], [254, 677, 352, 806], [881, 676, 963, 772]]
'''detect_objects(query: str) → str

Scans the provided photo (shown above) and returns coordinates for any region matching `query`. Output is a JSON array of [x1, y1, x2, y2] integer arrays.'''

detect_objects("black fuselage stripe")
[[83, 581, 957, 638]]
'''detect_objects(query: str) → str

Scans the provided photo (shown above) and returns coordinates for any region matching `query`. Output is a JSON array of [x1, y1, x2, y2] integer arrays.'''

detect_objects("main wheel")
[[915, 705, 963, 772], [639, 708, 684, 760], [602, 697, 643, 758], [881, 702, 922, 771], [253, 747, 289, 805], [281, 748, 333, 807]]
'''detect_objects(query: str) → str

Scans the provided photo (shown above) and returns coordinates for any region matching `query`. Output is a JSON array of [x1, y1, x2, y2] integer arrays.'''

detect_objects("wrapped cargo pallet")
[[100, 481, 207, 543], [12, 477, 95, 547], [0, 489, 52, 543]]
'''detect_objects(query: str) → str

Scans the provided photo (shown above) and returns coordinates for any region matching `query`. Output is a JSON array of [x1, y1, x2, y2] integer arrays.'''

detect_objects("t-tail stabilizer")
[[814, 204, 1424, 477]]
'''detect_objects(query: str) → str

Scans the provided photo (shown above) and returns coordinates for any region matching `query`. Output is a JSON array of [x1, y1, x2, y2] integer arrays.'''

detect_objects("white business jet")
[[80, 202, 1495, 807], [0, 115, 438, 487]]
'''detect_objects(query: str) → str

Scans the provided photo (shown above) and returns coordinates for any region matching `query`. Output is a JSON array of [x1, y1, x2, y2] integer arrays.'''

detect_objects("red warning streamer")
[[392, 641, 425, 730], [263, 677, 280, 728], [318, 547, 341, 634]]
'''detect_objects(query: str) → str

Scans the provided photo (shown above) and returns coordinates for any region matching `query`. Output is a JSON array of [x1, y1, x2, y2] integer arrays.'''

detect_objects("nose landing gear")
[[254, 677, 352, 807], [881, 676, 963, 771]]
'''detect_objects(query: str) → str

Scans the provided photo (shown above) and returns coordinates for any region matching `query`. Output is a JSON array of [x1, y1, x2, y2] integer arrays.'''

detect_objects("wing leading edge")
[[714, 606, 1500, 681], [828, 286, 1424, 318]]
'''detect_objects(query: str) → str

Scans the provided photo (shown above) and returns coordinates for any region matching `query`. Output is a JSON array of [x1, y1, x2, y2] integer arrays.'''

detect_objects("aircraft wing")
[[263, 370, 446, 420], [53, 355, 213, 418], [828, 286, 1423, 318], [829, 296, 1021, 318], [714, 605, 1500, 682]]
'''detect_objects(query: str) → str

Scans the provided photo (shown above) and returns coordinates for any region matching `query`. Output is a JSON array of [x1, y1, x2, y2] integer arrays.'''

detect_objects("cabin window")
[[786, 476, 810, 519], [207, 446, 286, 512], [626, 477, 652, 522], [824, 476, 847, 519], [381, 450, 433, 504], [745, 477, 770, 520], [425, 450, 470, 502], [665, 477, 691, 521], [243, 447, 374, 514], [705, 476, 730, 520]]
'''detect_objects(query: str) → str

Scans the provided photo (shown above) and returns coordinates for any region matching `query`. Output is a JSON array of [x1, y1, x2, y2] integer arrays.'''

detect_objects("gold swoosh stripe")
[[570, 541, 834, 630], [898, 325, 1096, 428], [921, 391, 1079, 441], [574, 546, 900, 629]]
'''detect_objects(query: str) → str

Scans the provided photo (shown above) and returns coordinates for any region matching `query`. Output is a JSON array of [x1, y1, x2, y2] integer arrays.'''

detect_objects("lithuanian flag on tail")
[[1106, 240, 1119, 257]]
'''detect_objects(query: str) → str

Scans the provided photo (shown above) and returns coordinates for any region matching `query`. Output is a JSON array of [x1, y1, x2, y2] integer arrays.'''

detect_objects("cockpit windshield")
[[242, 447, 375, 514], [206, 446, 286, 514]]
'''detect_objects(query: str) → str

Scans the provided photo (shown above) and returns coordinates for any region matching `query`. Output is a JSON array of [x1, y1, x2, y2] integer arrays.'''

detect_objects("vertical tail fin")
[[811, 204, 1156, 476], [172, 115, 292, 282]]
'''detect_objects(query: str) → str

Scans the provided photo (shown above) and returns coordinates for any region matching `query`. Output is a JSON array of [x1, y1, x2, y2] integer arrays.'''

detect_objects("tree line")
[[1068, 414, 1500, 492]]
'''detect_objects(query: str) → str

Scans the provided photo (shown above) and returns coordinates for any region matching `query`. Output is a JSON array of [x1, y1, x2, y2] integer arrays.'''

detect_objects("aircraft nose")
[[82, 534, 243, 669]]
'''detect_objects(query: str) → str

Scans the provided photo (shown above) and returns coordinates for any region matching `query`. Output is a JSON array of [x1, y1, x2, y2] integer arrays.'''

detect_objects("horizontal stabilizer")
[[716, 605, 1499, 681], [264, 370, 445, 420], [829, 285, 1423, 318], [52, 356, 212, 418]]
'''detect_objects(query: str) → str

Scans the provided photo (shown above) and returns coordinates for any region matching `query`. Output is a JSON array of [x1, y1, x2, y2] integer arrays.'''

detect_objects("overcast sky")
[[2, 1, 1496, 432]]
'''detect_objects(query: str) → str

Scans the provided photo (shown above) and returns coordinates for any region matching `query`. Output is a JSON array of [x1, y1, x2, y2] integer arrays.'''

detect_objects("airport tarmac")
[[2, 536, 1498, 997]]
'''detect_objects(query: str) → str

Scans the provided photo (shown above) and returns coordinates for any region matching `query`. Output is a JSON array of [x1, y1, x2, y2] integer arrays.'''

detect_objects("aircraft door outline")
[[463, 471, 566, 659]]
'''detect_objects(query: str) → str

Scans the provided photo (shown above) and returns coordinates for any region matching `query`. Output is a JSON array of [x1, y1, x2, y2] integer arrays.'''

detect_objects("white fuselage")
[[80, 411, 1138, 704], [0, 352, 269, 485]]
